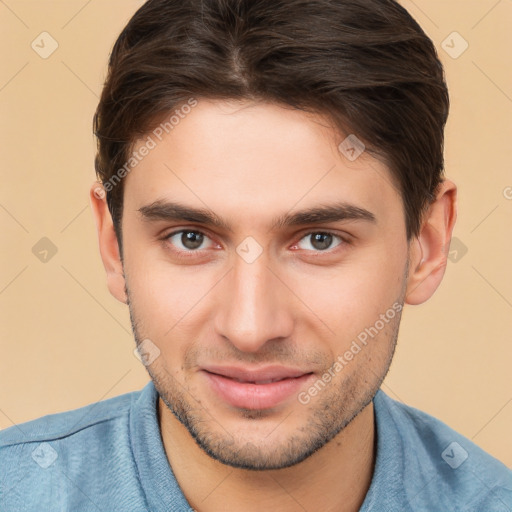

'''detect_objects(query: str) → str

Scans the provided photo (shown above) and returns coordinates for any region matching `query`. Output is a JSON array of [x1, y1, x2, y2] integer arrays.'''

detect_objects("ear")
[[89, 182, 127, 304], [405, 179, 457, 305]]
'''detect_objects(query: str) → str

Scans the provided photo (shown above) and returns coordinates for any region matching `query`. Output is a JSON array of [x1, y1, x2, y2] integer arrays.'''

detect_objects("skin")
[[90, 99, 457, 512]]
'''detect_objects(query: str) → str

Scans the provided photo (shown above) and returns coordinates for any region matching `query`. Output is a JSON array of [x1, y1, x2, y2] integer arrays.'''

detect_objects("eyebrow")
[[137, 199, 376, 232]]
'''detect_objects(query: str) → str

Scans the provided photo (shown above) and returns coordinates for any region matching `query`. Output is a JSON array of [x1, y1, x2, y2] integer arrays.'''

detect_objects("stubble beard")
[[125, 268, 407, 471]]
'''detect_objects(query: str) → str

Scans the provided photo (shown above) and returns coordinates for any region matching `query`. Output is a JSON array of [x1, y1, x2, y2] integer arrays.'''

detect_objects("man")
[[1, 0, 511, 510]]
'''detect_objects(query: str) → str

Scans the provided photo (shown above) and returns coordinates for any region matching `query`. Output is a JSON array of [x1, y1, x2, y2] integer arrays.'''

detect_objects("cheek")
[[131, 273, 193, 324], [125, 237, 180, 303], [124, 224, 407, 360], [286, 246, 407, 345], [125, 250, 219, 344]]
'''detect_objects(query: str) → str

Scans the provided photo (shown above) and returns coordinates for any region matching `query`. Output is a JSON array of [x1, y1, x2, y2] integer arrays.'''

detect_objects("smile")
[[201, 366, 315, 410]]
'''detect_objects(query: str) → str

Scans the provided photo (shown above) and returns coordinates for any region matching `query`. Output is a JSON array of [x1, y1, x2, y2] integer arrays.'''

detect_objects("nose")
[[213, 251, 294, 353]]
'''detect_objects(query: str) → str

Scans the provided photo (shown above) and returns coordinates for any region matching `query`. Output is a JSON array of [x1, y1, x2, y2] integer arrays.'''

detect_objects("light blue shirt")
[[1, 381, 511, 511]]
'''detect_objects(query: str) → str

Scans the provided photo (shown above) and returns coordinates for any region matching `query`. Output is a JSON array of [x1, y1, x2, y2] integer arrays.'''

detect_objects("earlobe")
[[89, 181, 128, 304], [405, 179, 457, 305]]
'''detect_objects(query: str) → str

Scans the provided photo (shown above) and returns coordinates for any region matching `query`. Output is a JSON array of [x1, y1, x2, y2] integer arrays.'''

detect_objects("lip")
[[201, 365, 315, 410]]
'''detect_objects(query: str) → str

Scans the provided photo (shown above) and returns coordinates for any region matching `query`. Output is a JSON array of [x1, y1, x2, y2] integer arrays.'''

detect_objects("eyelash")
[[161, 228, 349, 260]]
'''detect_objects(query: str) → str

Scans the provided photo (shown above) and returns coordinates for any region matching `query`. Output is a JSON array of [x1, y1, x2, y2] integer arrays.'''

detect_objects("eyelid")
[[291, 229, 349, 251], [162, 227, 350, 258], [163, 228, 217, 250]]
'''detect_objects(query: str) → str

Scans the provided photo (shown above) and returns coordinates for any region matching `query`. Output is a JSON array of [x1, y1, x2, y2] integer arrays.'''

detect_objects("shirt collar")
[[131, 382, 408, 511]]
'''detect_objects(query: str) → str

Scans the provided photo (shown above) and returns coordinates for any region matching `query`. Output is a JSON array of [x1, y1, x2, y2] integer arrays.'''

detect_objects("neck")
[[159, 400, 375, 512]]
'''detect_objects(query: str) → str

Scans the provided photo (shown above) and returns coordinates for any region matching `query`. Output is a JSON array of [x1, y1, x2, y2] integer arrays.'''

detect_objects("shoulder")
[[0, 389, 137, 448], [374, 390, 512, 511], [0, 387, 146, 511]]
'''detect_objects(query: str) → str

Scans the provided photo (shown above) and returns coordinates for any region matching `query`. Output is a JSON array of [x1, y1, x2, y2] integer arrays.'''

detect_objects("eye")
[[164, 229, 215, 252], [295, 231, 344, 252]]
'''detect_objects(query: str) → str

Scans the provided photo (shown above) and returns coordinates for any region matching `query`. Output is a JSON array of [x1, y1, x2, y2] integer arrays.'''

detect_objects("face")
[[120, 99, 409, 470]]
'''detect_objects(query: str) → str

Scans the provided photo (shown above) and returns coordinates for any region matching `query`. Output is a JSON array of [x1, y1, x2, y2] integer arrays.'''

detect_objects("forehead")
[[122, 99, 402, 230]]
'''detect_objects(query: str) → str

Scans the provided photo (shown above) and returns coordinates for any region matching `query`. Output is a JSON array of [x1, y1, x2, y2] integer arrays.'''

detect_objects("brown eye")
[[165, 230, 213, 252], [296, 232, 343, 252]]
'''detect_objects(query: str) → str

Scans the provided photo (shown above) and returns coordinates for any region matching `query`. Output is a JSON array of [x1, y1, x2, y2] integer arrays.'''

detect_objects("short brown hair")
[[93, 0, 449, 250]]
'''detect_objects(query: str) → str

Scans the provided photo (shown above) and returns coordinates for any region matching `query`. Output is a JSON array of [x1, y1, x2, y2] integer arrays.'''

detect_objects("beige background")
[[1, 0, 511, 468]]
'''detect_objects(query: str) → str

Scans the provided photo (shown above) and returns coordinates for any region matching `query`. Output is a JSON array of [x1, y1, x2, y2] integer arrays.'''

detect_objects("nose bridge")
[[214, 252, 292, 352]]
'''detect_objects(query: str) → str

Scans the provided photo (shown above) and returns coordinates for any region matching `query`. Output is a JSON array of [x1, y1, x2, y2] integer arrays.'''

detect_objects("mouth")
[[225, 376, 295, 384], [201, 365, 315, 410]]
